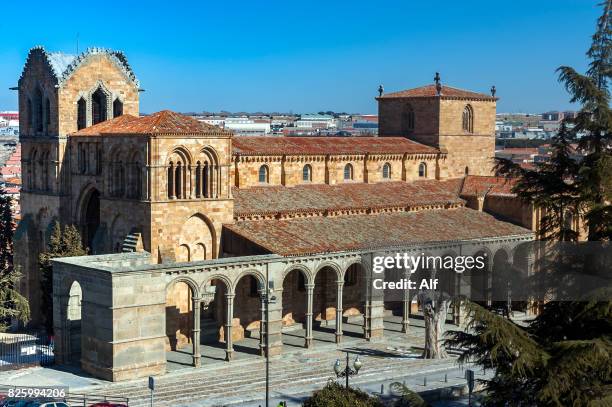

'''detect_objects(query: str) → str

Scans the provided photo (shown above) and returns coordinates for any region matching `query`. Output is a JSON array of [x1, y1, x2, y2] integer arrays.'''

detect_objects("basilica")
[[15, 47, 535, 381]]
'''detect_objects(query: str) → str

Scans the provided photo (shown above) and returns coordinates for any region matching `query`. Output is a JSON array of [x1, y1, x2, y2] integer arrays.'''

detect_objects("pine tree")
[[0, 185, 29, 331], [447, 2, 612, 405], [39, 221, 87, 333]]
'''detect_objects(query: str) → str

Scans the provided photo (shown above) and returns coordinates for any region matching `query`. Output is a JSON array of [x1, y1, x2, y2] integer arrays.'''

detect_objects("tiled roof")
[[224, 207, 532, 256], [460, 175, 516, 197], [72, 111, 232, 136], [378, 84, 497, 101], [232, 136, 438, 156], [233, 180, 463, 218]]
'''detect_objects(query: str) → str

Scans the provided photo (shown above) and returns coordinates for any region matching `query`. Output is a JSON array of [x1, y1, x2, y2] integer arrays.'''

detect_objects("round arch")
[[282, 264, 313, 286], [178, 213, 217, 261], [313, 262, 342, 282], [231, 269, 266, 293], [166, 276, 201, 299]]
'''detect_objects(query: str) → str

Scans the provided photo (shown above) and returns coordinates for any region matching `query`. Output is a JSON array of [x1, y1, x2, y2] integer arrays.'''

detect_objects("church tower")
[[15, 46, 140, 324], [377, 74, 497, 178]]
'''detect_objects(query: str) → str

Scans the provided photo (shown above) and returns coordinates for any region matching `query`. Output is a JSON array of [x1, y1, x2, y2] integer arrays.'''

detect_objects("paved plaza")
[[0, 314, 481, 406]]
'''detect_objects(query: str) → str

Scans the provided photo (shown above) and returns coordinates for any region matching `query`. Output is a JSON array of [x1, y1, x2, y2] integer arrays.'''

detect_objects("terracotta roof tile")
[[378, 84, 497, 101], [461, 175, 517, 197], [72, 110, 232, 136], [232, 136, 438, 156], [224, 207, 532, 256], [233, 180, 463, 217]]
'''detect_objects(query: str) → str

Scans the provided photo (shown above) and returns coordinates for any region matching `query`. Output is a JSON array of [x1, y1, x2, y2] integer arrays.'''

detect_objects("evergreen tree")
[[447, 3, 612, 405], [39, 221, 86, 333], [0, 185, 29, 331]]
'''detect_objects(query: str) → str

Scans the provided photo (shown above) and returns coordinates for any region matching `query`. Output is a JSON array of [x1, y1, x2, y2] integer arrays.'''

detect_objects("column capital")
[[305, 283, 315, 290], [225, 293, 236, 300]]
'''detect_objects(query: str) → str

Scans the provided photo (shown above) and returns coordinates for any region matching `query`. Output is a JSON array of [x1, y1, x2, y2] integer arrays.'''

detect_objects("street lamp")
[[333, 352, 363, 388], [262, 284, 277, 407]]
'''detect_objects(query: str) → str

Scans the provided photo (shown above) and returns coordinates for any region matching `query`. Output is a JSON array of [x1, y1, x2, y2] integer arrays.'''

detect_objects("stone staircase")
[[121, 232, 142, 253], [80, 345, 457, 407]]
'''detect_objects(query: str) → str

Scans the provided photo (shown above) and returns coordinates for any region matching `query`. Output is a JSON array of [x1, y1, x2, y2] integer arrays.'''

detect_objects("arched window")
[[167, 161, 175, 199], [344, 163, 353, 181], [382, 162, 391, 179], [91, 88, 108, 125], [167, 149, 190, 199], [175, 162, 183, 198], [128, 153, 141, 199], [27, 149, 36, 190], [45, 98, 51, 129], [42, 151, 50, 191], [26, 99, 34, 127], [77, 98, 87, 130], [196, 148, 218, 198], [302, 164, 312, 182], [258, 165, 269, 184], [401, 104, 415, 134], [418, 162, 427, 178], [465, 166, 469, 175], [462, 105, 474, 133], [33, 88, 43, 132], [113, 98, 123, 118]]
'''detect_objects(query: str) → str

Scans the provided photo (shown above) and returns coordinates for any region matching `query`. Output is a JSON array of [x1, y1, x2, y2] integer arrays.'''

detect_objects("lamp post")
[[262, 287, 277, 407], [333, 352, 362, 388]]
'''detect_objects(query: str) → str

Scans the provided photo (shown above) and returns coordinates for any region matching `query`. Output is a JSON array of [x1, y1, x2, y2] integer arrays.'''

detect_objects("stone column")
[[259, 295, 266, 356], [401, 268, 410, 333], [225, 293, 235, 361], [192, 296, 201, 367], [188, 165, 193, 199], [335, 281, 344, 344], [365, 261, 384, 341], [305, 283, 314, 348]]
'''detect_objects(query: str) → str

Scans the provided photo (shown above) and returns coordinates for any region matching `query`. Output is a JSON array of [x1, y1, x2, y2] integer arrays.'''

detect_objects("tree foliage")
[[389, 382, 430, 407], [0, 185, 29, 331], [302, 381, 383, 407], [39, 221, 86, 333], [452, 3, 612, 405], [496, 1, 612, 242]]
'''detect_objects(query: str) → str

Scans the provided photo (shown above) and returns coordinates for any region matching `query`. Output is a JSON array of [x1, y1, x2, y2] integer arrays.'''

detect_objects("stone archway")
[[81, 188, 101, 253], [281, 268, 309, 348], [66, 281, 83, 365], [177, 214, 215, 262]]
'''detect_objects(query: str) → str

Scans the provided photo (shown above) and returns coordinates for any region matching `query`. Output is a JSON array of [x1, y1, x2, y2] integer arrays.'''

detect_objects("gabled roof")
[[233, 180, 464, 218], [72, 110, 232, 136], [224, 207, 532, 256], [20, 46, 139, 87], [232, 136, 438, 156], [460, 175, 517, 198], [378, 84, 497, 101]]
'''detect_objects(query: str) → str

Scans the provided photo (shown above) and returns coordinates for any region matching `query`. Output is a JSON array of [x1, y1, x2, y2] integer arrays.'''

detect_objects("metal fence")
[[0, 385, 129, 406], [0, 332, 54, 371]]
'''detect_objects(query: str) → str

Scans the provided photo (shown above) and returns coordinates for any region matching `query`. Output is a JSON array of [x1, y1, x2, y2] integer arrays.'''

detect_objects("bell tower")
[[377, 74, 497, 178]]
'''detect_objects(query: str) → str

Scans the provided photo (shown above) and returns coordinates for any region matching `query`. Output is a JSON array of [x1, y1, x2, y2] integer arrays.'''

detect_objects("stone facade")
[[378, 84, 497, 178], [14, 47, 544, 383]]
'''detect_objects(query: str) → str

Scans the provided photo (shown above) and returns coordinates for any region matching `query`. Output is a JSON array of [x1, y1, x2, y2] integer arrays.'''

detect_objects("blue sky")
[[0, 0, 601, 114]]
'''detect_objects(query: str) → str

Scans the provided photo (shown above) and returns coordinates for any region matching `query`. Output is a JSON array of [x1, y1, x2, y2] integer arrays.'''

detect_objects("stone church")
[[15, 47, 535, 381]]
